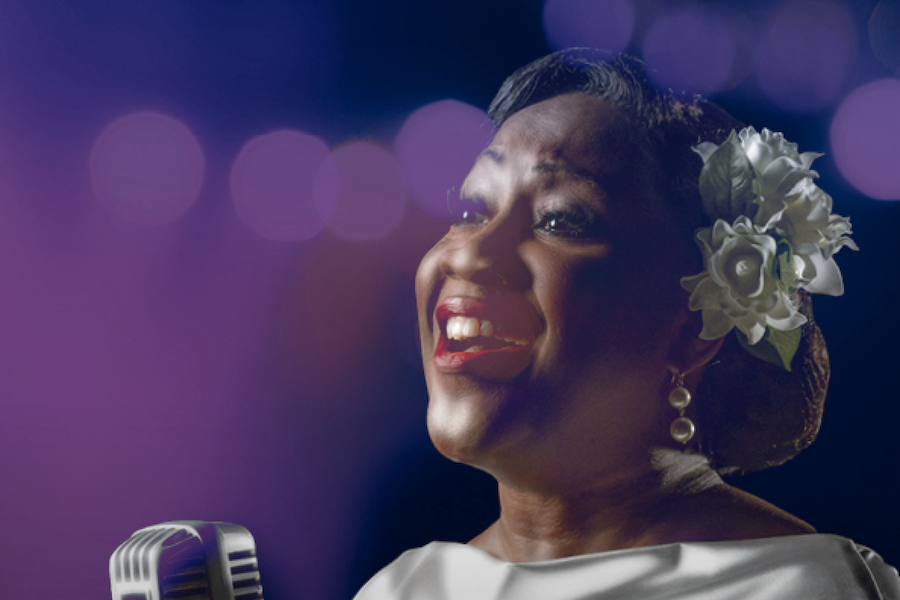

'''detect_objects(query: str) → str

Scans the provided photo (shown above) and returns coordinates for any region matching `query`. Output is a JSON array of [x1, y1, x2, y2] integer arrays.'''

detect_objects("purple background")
[[1, 1, 898, 599]]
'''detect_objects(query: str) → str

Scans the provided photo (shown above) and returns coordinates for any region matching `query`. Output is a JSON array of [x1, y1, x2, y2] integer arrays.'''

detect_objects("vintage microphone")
[[109, 521, 264, 600]]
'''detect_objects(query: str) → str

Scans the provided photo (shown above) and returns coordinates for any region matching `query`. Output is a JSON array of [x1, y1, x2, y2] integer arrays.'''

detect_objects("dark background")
[[0, 1, 897, 599]]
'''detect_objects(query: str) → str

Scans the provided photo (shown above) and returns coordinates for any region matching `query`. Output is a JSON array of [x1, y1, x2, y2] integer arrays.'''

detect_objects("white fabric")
[[355, 534, 900, 599]]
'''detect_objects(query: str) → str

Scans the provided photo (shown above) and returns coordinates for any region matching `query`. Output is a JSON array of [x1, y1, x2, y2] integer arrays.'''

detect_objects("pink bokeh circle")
[[230, 130, 334, 241], [90, 111, 205, 225], [642, 9, 735, 95], [393, 99, 492, 218], [831, 78, 900, 200], [755, 0, 856, 112], [542, 0, 635, 54], [316, 141, 407, 240]]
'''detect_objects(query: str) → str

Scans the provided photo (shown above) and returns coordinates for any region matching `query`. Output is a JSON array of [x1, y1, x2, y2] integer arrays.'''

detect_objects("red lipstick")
[[432, 296, 537, 379]]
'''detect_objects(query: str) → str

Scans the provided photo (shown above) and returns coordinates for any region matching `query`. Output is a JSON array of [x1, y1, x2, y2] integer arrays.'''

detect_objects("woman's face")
[[415, 93, 694, 484]]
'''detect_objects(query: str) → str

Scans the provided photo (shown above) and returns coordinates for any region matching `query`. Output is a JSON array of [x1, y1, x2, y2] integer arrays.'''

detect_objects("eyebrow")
[[532, 163, 601, 188], [477, 148, 601, 188], [478, 148, 504, 163]]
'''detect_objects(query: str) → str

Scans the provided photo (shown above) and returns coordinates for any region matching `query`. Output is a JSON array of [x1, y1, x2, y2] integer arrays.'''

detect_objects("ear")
[[667, 308, 725, 378]]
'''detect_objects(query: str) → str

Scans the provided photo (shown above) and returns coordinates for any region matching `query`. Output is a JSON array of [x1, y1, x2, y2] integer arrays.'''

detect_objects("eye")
[[533, 207, 607, 239], [448, 196, 489, 227]]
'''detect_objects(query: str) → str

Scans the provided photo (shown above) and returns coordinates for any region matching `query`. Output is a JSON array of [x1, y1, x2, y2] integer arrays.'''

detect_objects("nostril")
[[439, 240, 494, 282], [437, 220, 530, 290], [487, 267, 509, 288]]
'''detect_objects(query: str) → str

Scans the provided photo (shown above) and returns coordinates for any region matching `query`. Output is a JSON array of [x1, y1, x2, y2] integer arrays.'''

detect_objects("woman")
[[356, 50, 897, 598]]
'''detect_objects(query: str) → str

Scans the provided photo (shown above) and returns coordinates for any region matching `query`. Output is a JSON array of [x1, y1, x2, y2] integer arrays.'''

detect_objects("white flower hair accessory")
[[680, 127, 857, 370]]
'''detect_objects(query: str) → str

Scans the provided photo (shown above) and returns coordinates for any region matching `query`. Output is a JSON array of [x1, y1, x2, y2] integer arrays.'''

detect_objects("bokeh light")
[[393, 100, 492, 218], [542, 0, 635, 54], [830, 78, 900, 200], [869, 0, 900, 75], [90, 111, 205, 225], [642, 9, 735, 95], [755, 0, 856, 111], [230, 129, 336, 242], [317, 141, 407, 241]]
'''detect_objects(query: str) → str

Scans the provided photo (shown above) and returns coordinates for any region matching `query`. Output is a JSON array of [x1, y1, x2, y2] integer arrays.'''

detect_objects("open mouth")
[[443, 316, 531, 353], [432, 297, 537, 378]]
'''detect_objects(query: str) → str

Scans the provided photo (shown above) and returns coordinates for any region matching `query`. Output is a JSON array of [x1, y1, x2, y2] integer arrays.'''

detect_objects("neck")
[[470, 449, 723, 562]]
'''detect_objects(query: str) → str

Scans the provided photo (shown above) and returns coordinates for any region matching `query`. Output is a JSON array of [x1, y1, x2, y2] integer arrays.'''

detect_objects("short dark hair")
[[487, 48, 829, 474]]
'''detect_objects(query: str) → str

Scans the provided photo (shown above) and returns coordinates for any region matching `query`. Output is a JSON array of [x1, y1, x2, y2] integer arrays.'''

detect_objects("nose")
[[439, 209, 530, 289]]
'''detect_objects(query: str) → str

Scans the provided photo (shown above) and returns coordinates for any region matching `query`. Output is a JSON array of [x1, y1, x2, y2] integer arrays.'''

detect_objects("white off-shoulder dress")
[[355, 534, 899, 599]]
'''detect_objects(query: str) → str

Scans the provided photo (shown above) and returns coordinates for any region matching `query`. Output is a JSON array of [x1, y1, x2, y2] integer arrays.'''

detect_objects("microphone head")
[[109, 521, 263, 600]]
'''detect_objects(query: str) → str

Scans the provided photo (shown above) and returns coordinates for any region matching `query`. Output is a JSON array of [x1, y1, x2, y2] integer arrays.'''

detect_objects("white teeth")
[[480, 320, 493, 337], [447, 315, 495, 341], [445, 316, 528, 345], [462, 317, 479, 338], [446, 317, 462, 340]]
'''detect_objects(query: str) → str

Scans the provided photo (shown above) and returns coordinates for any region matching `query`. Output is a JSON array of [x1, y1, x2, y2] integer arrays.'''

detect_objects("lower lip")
[[432, 335, 532, 379]]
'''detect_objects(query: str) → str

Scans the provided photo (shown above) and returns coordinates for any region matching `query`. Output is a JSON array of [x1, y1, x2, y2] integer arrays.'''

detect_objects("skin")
[[415, 93, 813, 563]]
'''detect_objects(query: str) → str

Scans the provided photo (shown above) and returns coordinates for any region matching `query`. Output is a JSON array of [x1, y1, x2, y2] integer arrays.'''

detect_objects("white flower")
[[740, 127, 823, 229], [683, 127, 856, 349], [694, 127, 821, 228], [768, 178, 858, 296], [681, 217, 806, 344]]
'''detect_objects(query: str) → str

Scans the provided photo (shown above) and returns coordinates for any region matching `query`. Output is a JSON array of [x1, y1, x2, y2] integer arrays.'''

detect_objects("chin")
[[424, 386, 504, 468], [425, 388, 540, 490], [426, 395, 479, 463], [427, 428, 470, 465]]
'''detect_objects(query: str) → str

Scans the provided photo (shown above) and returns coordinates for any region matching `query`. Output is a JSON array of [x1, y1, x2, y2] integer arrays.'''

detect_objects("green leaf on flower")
[[697, 131, 758, 223], [774, 239, 798, 292], [736, 327, 802, 371]]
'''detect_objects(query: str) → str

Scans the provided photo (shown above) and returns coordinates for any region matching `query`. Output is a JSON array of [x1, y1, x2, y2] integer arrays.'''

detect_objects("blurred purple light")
[[755, 0, 856, 111], [317, 141, 407, 241], [90, 111, 205, 225], [831, 78, 900, 201], [542, 0, 635, 54], [642, 9, 735, 95], [869, 0, 900, 75], [230, 130, 335, 242], [393, 100, 492, 218]]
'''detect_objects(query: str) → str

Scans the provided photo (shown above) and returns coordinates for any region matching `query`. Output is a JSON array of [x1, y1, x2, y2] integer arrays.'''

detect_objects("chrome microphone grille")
[[110, 521, 263, 600], [228, 548, 263, 600]]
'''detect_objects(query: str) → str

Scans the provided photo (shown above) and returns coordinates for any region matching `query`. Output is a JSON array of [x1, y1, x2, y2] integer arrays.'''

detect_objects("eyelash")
[[449, 198, 606, 240], [448, 197, 489, 227], [533, 208, 607, 239]]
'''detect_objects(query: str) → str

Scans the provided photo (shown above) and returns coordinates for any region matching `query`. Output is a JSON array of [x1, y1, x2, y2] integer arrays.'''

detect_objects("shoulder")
[[853, 543, 900, 600], [354, 542, 479, 600], [353, 535, 900, 600], [353, 544, 434, 600], [674, 483, 815, 542], [353, 541, 516, 600], [678, 534, 900, 600]]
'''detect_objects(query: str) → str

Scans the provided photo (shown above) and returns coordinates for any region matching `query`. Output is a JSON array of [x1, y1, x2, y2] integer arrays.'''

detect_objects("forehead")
[[491, 93, 639, 177], [474, 94, 665, 228]]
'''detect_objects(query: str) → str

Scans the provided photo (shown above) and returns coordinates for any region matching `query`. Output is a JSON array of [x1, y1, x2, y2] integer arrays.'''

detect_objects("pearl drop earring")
[[668, 373, 695, 444]]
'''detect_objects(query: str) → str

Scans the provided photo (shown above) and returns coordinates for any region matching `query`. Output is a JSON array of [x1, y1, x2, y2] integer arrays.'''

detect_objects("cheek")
[[553, 252, 681, 359], [415, 245, 443, 324]]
